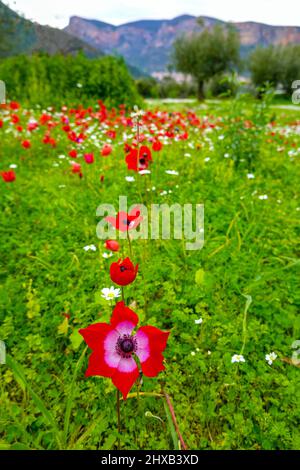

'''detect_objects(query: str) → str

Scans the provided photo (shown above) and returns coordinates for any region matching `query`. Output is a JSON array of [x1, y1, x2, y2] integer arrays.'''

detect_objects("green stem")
[[127, 229, 133, 258], [117, 390, 121, 449]]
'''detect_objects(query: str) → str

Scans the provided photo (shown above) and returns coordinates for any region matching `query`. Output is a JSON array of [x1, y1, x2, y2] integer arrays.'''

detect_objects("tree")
[[173, 24, 240, 100], [249, 44, 300, 94], [249, 46, 282, 90]]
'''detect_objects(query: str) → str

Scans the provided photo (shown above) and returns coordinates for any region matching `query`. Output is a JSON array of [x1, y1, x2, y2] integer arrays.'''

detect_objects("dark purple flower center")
[[120, 266, 127, 272], [139, 158, 146, 165], [121, 338, 134, 353], [116, 334, 137, 358]]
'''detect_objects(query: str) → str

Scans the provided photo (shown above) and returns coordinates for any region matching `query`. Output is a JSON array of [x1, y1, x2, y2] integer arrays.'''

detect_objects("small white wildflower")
[[125, 176, 135, 182], [190, 351, 196, 356], [195, 318, 203, 325], [160, 190, 168, 196], [184, 153, 191, 158], [102, 252, 113, 259], [165, 170, 179, 176], [77, 83, 83, 88], [83, 245, 97, 252], [101, 286, 121, 301], [58, 155, 66, 159], [247, 173, 255, 179], [258, 195, 268, 200], [218, 135, 225, 140], [139, 169, 151, 175], [204, 157, 210, 162], [9, 164, 17, 169], [231, 354, 246, 363], [224, 153, 230, 158], [265, 352, 277, 365]]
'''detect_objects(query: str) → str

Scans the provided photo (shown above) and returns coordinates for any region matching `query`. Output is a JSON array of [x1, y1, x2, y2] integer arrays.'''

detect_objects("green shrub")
[[0, 53, 141, 107]]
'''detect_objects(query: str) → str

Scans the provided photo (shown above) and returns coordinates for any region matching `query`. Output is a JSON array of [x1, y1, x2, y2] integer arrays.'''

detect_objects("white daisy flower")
[[83, 245, 97, 252], [195, 318, 203, 325], [231, 354, 246, 363], [102, 252, 113, 259], [125, 176, 135, 182], [265, 352, 277, 365], [101, 286, 121, 301]]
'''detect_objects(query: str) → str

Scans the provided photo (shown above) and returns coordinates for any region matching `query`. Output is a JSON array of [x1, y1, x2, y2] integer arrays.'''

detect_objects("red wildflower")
[[69, 149, 77, 159], [79, 301, 169, 399], [106, 207, 142, 232], [22, 140, 31, 149], [152, 140, 163, 152], [71, 162, 83, 178], [110, 258, 138, 286], [84, 153, 94, 164], [101, 144, 112, 157], [1, 170, 16, 183], [105, 240, 120, 252], [125, 145, 152, 172]]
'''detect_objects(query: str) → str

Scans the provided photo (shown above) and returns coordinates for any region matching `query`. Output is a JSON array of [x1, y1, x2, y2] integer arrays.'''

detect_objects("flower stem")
[[162, 388, 188, 450], [121, 286, 125, 303], [116, 389, 121, 449], [127, 229, 133, 258]]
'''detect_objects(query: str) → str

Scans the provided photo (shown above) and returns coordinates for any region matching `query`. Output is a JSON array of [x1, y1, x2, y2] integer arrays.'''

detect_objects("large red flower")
[[79, 302, 169, 399], [110, 258, 138, 286], [1, 170, 16, 183], [125, 145, 152, 172], [106, 206, 142, 232]]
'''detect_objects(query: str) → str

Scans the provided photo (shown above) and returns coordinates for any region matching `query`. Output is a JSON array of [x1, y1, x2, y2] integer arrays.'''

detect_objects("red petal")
[[110, 301, 139, 329], [112, 364, 139, 400], [140, 352, 166, 377], [79, 323, 113, 351], [137, 326, 170, 378], [85, 350, 116, 378]]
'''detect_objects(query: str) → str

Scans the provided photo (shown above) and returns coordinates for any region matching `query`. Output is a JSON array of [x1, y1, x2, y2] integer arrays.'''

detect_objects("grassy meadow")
[[0, 96, 299, 450]]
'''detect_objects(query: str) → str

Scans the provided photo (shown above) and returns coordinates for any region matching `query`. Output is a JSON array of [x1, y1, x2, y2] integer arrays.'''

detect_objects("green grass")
[[0, 97, 300, 450]]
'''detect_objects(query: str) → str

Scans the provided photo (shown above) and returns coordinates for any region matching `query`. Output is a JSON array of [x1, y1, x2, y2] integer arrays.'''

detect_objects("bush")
[[206, 74, 238, 98], [136, 77, 159, 98], [0, 53, 141, 107]]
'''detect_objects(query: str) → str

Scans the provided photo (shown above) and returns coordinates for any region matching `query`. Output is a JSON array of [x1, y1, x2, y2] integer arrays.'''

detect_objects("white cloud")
[[7, 0, 300, 28]]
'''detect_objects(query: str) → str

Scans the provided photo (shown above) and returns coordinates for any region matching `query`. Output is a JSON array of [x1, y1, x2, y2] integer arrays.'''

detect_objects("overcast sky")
[[6, 0, 300, 29]]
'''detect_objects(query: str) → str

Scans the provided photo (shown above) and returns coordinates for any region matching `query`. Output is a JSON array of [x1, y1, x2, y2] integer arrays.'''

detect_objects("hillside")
[[0, 1, 101, 57], [65, 14, 300, 73]]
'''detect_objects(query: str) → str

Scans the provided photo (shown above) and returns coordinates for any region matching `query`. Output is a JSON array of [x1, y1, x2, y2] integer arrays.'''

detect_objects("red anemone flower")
[[125, 145, 152, 172], [84, 153, 94, 164], [69, 149, 77, 159], [1, 170, 16, 183], [106, 206, 142, 232], [101, 144, 112, 157], [22, 140, 31, 149], [79, 301, 170, 399], [105, 240, 120, 252], [110, 258, 138, 286]]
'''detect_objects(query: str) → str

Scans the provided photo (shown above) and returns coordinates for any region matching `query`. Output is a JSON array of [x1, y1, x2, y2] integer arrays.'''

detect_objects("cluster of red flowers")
[[1, 100, 221, 183], [80, 211, 169, 400]]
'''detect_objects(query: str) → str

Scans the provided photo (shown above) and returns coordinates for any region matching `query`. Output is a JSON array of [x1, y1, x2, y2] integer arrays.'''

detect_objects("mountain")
[[65, 14, 300, 73], [0, 1, 101, 57]]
